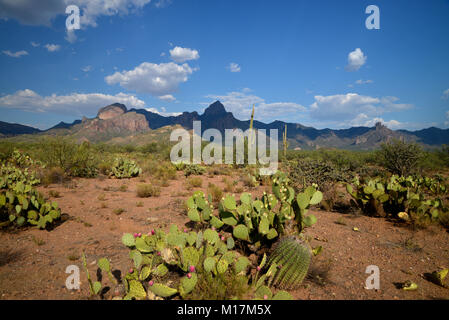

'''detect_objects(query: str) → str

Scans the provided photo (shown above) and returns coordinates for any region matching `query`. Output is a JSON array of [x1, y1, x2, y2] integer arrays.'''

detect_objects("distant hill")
[[0, 121, 41, 136], [2, 101, 449, 150]]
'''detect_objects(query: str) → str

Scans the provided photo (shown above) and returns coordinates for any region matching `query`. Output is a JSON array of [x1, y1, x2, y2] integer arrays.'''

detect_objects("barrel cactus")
[[266, 236, 312, 289]]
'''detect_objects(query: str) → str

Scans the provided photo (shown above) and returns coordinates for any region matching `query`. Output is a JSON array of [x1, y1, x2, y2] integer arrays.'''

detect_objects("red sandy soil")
[[1, 173, 448, 300]]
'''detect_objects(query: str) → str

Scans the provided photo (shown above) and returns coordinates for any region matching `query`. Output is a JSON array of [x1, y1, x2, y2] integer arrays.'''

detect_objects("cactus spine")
[[267, 236, 311, 289]]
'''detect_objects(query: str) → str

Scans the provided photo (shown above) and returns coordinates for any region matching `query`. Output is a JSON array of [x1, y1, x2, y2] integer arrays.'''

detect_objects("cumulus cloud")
[[105, 62, 195, 96], [349, 113, 402, 129], [0, 0, 154, 42], [308, 93, 413, 129], [310, 93, 412, 121], [158, 94, 176, 102], [30, 41, 40, 47], [81, 65, 92, 72], [44, 44, 60, 52], [2, 50, 28, 58], [445, 111, 449, 126], [0, 89, 146, 117], [228, 62, 241, 73], [205, 90, 306, 122], [442, 89, 449, 99], [345, 48, 367, 72], [169, 46, 200, 63]]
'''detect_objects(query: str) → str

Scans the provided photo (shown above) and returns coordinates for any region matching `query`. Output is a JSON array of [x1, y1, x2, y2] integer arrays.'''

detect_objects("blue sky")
[[0, 0, 448, 130]]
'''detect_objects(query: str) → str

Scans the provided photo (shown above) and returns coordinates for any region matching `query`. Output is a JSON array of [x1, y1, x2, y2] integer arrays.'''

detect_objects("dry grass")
[[136, 183, 161, 198]]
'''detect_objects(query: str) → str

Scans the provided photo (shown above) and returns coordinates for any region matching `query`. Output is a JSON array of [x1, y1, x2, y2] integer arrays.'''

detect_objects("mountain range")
[[1, 101, 448, 150]]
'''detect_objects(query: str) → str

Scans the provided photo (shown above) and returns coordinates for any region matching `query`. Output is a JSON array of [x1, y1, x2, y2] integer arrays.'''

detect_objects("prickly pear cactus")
[[109, 158, 141, 179]]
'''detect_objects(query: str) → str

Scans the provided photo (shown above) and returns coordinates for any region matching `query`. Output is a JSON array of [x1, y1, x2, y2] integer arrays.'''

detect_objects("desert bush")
[[153, 162, 177, 180], [187, 177, 202, 189], [48, 190, 61, 198], [184, 164, 206, 177], [377, 139, 422, 176], [286, 158, 350, 192], [437, 145, 449, 167], [37, 138, 98, 177], [222, 177, 234, 193], [136, 184, 161, 198], [438, 209, 449, 230], [98, 160, 113, 175], [0, 142, 14, 162], [241, 174, 258, 188], [207, 183, 223, 204], [113, 208, 126, 215]]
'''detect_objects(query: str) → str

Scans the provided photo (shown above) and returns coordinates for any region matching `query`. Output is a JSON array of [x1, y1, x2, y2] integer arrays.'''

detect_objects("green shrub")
[[437, 145, 449, 167], [0, 142, 14, 162], [377, 139, 422, 176], [286, 158, 351, 191], [183, 164, 206, 177], [37, 138, 98, 177]]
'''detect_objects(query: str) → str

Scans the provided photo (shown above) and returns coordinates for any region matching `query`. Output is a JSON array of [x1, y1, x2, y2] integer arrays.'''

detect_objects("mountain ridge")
[[1, 101, 449, 150]]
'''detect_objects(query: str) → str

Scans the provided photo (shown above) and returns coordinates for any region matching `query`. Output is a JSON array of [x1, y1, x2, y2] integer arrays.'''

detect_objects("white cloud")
[[2, 50, 28, 58], [355, 79, 373, 85], [228, 62, 241, 73], [349, 113, 402, 129], [308, 93, 413, 129], [44, 44, 60, 52], [30, 41, 40, 47], [145, 107, 180, 116], [158, 94, 176, 102], [445, 111, 449, 126], [169, 46, 200, 63], [442, 89, 449, 100], [67, 0, 152, 29], [0, 0, 154, 43], [105, 62, 195, 96], [81, 65, 92, 72], [65, 29, 77, 43], [345, 48, 367, 72], [0, 89, 146, 117], [310, 93, 412, 121], [205, 90, 306, 122]]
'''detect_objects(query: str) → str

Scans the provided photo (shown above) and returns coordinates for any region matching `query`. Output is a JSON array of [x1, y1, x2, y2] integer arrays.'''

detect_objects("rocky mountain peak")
[[97, 103, 127, 120], [203, 101, 227, 117]]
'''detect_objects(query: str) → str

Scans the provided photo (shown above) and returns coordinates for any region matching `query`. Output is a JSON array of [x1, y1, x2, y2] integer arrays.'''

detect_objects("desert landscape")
[[1, 0, 449, 302], [1, 102, 449, 300]]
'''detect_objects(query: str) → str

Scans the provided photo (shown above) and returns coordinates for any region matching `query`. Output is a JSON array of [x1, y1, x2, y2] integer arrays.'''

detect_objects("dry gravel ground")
[[0, 174, 448, 300]]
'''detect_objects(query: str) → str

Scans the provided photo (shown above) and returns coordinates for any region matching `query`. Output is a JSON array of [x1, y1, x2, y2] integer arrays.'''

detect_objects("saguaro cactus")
[[283, 124, 288, 158]]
